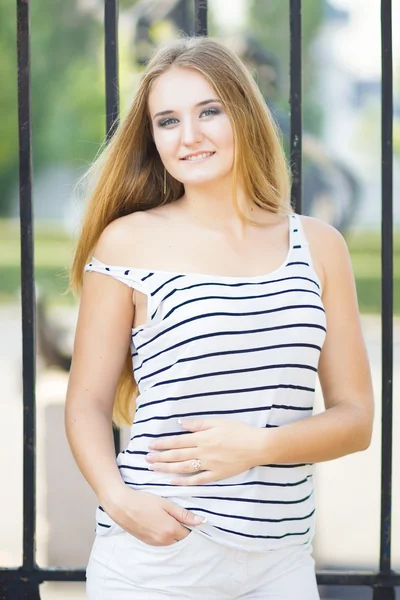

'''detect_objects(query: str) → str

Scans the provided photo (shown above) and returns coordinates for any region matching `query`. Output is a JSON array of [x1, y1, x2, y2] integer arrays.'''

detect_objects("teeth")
[[184, 152, 214, 161]]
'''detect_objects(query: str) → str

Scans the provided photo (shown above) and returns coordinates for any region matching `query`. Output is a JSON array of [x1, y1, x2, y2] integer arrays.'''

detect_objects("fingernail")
[[194, 516, 207, 524]]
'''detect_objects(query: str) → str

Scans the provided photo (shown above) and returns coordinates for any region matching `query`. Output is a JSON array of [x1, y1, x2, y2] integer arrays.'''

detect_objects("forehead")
[[148, 67, 218, 114]]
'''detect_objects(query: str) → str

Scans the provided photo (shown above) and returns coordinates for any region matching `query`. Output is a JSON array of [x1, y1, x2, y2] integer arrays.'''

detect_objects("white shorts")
[[86, 528, 320, 599]]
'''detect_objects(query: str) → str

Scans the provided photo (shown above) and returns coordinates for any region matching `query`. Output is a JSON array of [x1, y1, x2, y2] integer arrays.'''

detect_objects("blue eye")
[[201, 107, 220, 117], [158, 117, 179, 128]]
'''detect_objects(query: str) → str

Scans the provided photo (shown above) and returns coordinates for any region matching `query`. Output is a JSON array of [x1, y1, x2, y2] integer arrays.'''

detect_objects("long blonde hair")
[[69, 36, 292, 427]]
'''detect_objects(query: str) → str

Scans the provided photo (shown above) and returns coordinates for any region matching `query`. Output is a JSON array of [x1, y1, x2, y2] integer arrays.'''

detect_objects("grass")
[[0, 220, 74, 305], [0, 219, 399, 314]]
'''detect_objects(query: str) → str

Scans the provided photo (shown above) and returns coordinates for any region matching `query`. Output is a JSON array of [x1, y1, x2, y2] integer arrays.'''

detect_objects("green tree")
[[0, 0, 105, 216], [248, 0, 324, 135]]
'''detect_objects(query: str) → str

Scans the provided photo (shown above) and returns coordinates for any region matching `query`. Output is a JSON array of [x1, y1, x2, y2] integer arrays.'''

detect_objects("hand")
[[145, 418, 262, 485], [102, 486, 206, 546]]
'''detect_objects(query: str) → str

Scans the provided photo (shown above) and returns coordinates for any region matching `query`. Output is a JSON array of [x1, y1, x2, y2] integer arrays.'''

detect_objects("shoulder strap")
[[291, 213, 316, 269], [84, 257, 151, 297]]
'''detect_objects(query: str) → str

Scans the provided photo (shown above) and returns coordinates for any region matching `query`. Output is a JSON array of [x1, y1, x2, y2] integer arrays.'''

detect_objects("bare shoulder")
[[299, 214, 346, 249], [93, 208, 168, 266], [299, 215, 353, 291]]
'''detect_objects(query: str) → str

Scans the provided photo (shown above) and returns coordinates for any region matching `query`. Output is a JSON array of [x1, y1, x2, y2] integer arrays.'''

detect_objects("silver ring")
[[191, 459, 202, 471]]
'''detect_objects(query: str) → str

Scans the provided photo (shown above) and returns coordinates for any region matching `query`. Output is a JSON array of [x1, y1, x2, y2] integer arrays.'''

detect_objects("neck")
[[178, 179, 264, 237]]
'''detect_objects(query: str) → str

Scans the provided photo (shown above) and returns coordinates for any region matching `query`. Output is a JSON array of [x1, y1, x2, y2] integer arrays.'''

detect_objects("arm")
[[65, 221, 136, 509], [253, 217, 374, 465], [65, 219, 205, 542]]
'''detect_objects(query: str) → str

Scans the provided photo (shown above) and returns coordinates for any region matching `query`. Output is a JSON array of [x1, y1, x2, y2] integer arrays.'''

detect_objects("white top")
[[84, 212, 326, 552]]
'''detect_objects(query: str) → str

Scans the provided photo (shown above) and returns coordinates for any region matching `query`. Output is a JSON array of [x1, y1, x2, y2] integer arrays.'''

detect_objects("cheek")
[[208, 118, 235, 154], [153, 131, 179, 161]]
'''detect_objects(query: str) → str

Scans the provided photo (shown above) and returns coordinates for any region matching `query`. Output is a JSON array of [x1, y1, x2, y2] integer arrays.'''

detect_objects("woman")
[[65, 36, 374, 599]]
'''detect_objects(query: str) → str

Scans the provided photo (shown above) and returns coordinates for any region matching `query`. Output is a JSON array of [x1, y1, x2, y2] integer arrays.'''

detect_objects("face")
[[148, 67, 235, 187]]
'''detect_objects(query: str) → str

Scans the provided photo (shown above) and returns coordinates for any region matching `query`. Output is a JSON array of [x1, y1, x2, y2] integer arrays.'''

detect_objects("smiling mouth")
[[181, 152, 216, 162]]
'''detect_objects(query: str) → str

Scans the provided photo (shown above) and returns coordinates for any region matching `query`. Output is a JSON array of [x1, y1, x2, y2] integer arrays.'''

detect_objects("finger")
[[148, 460, 204, 474], [170, 472, 213, 486], [178, 418, 220, 431], [146, 449, 196, 464], [148, 433, 197, 451], [163, 503, 206, 526]]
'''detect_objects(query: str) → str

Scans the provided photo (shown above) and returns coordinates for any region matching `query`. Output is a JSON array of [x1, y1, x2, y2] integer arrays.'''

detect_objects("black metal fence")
[[0, 0, 397, 598]]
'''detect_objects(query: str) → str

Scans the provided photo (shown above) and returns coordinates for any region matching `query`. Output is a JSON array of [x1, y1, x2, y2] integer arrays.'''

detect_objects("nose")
[[180, 116, 203, 147]]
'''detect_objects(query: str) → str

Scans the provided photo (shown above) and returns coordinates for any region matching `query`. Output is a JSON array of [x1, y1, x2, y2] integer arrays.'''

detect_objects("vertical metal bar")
[[17, 0, 37, 577], [194, 0, 208, 36], [105, 0, 119, 142], [289, 0, 302, 214], [373, 589, 395, 600], [180, 0, 192, 35], [373, 3, 394, 600], [104, 0, 120, 453]]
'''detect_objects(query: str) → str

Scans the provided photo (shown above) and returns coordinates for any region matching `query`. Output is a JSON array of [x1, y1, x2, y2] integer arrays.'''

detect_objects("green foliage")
[[0, 3, 18, 208], [248, 0, 324, 136], [0, 1, 106, 215]]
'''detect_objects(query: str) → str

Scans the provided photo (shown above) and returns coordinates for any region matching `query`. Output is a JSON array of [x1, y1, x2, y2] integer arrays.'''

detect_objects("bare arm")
[[65, 229, 134, 508], [65, 218, 205, 543], [253, 218, 374, 464]]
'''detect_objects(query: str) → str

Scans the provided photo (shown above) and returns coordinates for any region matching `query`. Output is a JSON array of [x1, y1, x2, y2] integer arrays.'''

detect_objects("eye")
[[200, 107, 220, 117], [158, 117, 179, 128]]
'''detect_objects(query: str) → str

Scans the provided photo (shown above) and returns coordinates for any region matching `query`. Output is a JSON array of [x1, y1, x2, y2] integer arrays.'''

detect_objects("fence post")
[[0, 581, 41, 600], [379, 0, 394, 596], [373, 589, 395, 600]]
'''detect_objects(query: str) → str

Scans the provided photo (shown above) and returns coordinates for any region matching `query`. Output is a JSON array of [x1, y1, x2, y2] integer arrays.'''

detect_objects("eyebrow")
[[152, 98, 221, 120]]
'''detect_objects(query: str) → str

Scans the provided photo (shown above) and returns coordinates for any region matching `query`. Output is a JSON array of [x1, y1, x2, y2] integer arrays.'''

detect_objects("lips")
[[181, 151, 216, 161]]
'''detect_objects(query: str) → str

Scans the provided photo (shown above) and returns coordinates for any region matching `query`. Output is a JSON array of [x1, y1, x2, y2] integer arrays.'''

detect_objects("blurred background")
[[0, 0, 399, 598]]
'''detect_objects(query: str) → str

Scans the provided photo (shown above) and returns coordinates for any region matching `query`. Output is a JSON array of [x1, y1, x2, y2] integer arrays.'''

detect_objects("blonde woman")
[[65, 37, 374, 599]]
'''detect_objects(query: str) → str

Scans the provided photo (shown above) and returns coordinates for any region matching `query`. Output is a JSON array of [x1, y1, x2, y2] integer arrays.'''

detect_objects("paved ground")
[[0, 303, 399, 599]]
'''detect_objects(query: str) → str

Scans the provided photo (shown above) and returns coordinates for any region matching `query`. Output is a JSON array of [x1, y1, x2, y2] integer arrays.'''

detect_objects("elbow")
[[358, 430, 372, 452], [354, 406, 374, 452]]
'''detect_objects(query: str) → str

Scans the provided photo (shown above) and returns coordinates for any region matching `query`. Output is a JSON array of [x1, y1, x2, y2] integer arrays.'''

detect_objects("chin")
[[179, 170, 231, 187]]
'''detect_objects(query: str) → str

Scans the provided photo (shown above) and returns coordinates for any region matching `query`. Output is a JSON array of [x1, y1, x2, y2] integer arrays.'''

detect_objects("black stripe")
[[134, 403, 313, 426], [150, 362, 317, 389], [142, 272, 154, 282], [137, 342, 322, 384], [122, 477, 311, 488], [97, 522, 111, 529], [151, 274, 185, 296], [137, 383, 315, 412], [134, 311, 326, 356], [192, 491, 313, 505], [286, 261, 309, 267], [212, 525, 310, 540], [262, 463, 313, 468], [156, 287, 320, 322], [130, 430, 189, 441], [118, 465, 149, 471], [154, 275, 321, 314], [182, 506, 315, 524]]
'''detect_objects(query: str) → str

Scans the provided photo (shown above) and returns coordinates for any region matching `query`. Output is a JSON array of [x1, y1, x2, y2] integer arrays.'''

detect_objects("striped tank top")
[[84, 212, 326, 552]]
